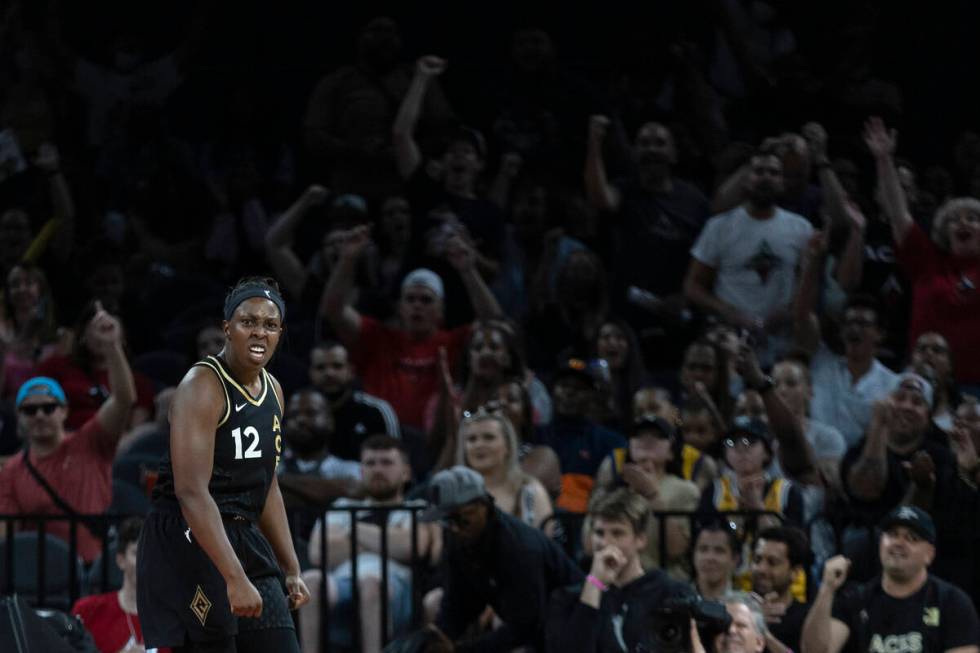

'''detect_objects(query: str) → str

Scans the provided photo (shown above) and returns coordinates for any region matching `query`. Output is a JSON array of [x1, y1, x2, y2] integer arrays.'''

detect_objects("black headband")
[[223, 286, 286, 322]]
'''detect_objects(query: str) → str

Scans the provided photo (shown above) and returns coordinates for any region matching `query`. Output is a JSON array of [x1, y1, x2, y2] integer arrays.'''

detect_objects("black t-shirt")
[[770, 599, 810, 653], [329, 390, 400, 461], [832, 576, 979, 653], [856, 219, 911, 365], [405, 165, 505, 262], [609, 176, 709, 298], [840, 433, 957, 526]]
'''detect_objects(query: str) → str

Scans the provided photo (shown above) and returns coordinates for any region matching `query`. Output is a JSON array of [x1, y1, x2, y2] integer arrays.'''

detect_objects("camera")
[[643, 596, 731, 653]]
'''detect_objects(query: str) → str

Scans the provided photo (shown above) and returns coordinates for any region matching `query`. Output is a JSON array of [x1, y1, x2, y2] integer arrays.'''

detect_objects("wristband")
[[586, 574, 608, 592]]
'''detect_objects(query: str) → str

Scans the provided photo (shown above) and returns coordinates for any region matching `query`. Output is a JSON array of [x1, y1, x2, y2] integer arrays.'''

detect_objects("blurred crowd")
[[3, 2, 980, 652]]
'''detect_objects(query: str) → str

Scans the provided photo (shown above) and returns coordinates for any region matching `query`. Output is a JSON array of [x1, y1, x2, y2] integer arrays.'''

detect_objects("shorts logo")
[[190, 585, 212, 626]]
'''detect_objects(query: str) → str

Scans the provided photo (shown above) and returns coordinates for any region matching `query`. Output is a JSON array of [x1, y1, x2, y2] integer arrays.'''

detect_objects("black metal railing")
[[0, 507, 791, 652]]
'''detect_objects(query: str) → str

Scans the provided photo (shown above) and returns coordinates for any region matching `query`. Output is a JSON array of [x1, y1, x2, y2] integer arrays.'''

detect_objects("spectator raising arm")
[[91, 303, 138, 441], [446, 233, 503, 320], [584, 115, 622, 212], [393, 55, 447, 180], [737, 344, 818, 485], [803, 122, 849, 230], [321, 226, 372, 346], [792, 232, 827, 358], [845, 400, 891, 502], [263, 184, 329, 300], [801, 556, 852, 653], [29, 143, 76, 264], [863, 117, 914, 243]]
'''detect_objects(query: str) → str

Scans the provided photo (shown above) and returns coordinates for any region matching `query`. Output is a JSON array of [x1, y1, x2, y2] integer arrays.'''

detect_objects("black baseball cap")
[[631, 414, 676, 441], [879, 505, 936, 544], [553, 356, 602, 389], [724, 416, 772, 453]]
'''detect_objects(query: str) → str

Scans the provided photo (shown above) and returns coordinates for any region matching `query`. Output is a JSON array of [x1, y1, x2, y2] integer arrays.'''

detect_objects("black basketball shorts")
[[137, 502, 292, 648]]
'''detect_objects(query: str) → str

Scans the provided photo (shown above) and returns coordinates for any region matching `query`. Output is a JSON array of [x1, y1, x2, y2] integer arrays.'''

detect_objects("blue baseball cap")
[[16, 377, 67, 408]]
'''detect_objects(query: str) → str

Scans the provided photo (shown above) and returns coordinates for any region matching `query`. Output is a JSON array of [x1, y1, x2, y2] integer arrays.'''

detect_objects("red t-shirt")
[[0, 417, 115, 562], [37, 355, 156, 430], [72, 591, 170, 653], [352, 316, 471, 430], [897, 224, 980, 383]]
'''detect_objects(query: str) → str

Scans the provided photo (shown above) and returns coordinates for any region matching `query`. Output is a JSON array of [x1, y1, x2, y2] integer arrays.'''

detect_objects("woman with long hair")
[[593, 317, 648, 427], [454, 409, 553, 529]]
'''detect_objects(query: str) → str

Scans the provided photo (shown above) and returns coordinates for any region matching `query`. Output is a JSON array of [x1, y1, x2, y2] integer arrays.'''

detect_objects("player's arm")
[[171, 367, 261, 617]]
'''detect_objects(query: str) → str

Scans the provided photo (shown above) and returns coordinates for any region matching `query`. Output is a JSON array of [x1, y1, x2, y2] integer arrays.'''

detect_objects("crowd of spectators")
[[3, 3, 980, 652]]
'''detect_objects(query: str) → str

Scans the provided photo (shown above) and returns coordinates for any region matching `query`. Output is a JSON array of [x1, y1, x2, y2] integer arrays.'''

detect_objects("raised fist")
[[588, 115, 611, 144], [416, 56, 447, 77]]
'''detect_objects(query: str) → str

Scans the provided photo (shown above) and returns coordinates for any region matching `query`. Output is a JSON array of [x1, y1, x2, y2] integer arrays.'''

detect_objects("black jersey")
[[153, 355, 284, 521]]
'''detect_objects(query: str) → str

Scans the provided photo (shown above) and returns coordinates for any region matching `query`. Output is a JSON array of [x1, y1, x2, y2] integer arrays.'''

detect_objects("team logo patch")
[[190, 585, 212, 626], [923, 607, 940, 626]]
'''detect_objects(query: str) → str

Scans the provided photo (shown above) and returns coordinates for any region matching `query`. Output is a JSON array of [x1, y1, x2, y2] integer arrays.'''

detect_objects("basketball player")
[[138, 278, 310, 652]]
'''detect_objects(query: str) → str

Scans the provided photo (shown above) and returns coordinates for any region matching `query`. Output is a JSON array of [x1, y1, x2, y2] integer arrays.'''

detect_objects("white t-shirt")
[[805, 419, 847, 460], [311, 497, 413, 582], [690, 205, 813, 320], [809, 345, 900, 446]]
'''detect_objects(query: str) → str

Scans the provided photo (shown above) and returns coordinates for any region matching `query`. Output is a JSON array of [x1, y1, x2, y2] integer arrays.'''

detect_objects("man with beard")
[[840, 374, 978, 587], [277, 388, 361, 511], [801, 507, 979, 653], [301, 435, 431, 653], [750, 527, 812, 653], [308, 340, 400, 461], [684, 151, 813, 364], [584, 116, 710, 327]]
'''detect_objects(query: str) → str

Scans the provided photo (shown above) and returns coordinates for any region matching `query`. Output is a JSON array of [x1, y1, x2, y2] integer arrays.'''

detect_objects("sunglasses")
[[19, 403, 61, 416], [723, 436, 761, 449]]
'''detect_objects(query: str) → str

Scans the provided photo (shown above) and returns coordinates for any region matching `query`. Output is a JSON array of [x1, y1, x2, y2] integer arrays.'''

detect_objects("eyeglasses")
[[19, 403, 60, 416], [723, 436, 760, 449]]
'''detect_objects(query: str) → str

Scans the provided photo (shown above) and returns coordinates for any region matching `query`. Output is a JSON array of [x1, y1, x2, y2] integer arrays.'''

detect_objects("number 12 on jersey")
[[231, 426, 262, 459]]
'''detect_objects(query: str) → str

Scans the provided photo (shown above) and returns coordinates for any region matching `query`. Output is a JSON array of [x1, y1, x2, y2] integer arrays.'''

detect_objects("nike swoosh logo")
[[184, 528, 192, 543], [235, 402, 247, 412]]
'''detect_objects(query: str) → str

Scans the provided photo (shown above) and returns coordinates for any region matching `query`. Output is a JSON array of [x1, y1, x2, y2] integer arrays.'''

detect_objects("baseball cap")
[[16, 377, 67, 408], [401, 268, 444, 300], [879, 505, 935, 544], [419, 466, 488, 523], [724, 416, 771, 451], [895, 372, 934, 409], [553, 356, 607, 389], [631, 414, 676, 441]]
